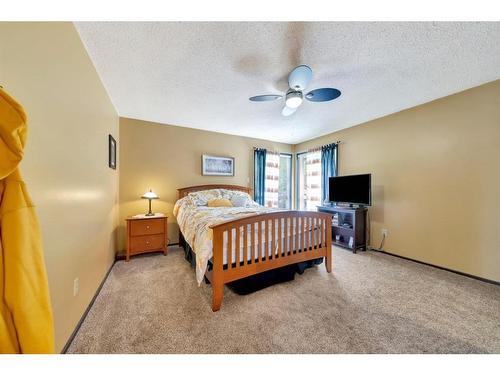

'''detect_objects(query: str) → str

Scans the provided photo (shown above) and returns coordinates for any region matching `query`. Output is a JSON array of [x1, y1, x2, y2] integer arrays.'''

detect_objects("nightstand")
[[125, 214, 168, 261]]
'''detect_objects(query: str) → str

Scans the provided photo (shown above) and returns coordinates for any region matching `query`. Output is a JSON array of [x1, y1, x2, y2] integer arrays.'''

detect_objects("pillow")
[[207, 198, 233, 207], [220, 189, 251, 200], [219, 189, 234, 200], [188, 189, 222, 206], [230, 195, 248, 207]]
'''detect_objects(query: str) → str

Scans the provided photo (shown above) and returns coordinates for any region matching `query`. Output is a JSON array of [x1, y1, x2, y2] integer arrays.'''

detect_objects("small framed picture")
[[202, 154, 234, 176], [108, 134, 117, 170]]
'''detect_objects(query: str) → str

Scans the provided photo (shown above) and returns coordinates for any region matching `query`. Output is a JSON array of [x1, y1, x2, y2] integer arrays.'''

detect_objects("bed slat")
[[286, 217, 290, 256], [303, 216, 307, 252], [227, 229, 233, 269], [278, 218, 282, 257], [292, 217, 299, 254], [243, 224, 248, 265], [251, 222, 255, 264], [235, 226, 240, 267], [274, 218, 278, 258], [259, 220, 263, 262], [264, 220, 269, 261]]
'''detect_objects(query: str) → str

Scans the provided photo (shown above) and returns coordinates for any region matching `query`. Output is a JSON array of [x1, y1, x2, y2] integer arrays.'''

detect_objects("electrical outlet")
[[381, 228, 388, 237], [73, 278, 79, 297]]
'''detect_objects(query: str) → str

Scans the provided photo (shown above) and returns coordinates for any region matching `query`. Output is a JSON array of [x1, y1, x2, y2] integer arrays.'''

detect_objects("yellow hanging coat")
[[0, 89, 55, 353]]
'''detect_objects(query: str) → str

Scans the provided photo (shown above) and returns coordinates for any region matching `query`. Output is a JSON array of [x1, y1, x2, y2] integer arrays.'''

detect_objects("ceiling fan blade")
[[249, 94, 283, 102], [282, 106, 297, 117], [305, 88, 341, 102], [288, 65, 312, 91]]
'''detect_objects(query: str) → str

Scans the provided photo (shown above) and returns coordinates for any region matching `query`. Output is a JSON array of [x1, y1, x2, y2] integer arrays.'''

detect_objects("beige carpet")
[[67, 246, 500, 353]]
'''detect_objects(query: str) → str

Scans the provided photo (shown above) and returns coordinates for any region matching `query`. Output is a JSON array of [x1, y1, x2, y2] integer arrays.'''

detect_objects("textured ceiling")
[[75, 22, 500, 144]]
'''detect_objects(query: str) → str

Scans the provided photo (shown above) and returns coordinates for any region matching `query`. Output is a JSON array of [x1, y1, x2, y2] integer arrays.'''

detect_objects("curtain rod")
[[255, 141, 341, 154], [253, 147, 280, 154], [304, 141, 341, 153]]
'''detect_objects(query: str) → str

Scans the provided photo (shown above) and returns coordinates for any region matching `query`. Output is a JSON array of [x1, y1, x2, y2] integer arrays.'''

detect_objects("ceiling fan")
[[249, 65, 341, 116]]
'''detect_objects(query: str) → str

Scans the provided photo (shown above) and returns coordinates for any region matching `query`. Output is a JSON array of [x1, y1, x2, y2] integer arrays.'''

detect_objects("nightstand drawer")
[[130, 218, 164, 236], [129, 234, 165, 253]]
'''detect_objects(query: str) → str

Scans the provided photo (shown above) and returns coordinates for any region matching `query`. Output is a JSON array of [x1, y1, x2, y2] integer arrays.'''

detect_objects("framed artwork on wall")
[[202, 154, 234, 176], [109, 134, 117, 169]]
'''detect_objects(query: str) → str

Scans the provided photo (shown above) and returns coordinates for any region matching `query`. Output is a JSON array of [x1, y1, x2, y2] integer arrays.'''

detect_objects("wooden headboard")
[[177, 184, 252, 199]]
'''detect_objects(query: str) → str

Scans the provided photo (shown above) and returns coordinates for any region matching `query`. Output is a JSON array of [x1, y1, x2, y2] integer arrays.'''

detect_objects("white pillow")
[[219, 189, 234, 199], [230, 195, 248, 207], [220, 189, 250, 199], [188, 189, 222, 206]]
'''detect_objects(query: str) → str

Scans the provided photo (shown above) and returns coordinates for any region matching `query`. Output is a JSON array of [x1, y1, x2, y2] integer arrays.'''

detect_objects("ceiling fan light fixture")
[[285, 91, 303, 109], [249, 65, 341, 115]]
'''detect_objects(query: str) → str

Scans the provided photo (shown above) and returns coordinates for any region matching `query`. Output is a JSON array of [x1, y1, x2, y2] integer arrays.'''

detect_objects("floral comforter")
[[173, 189, 277, 284]]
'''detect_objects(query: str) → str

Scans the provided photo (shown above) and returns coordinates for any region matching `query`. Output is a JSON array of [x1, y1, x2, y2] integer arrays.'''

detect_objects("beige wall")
[[295, 80, 500, 282], [0, 22, 119, 351], [119, 118, 292, 250]]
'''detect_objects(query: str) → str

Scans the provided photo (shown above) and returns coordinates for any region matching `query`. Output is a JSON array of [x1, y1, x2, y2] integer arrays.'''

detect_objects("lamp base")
[[145, 199, 155, 216]]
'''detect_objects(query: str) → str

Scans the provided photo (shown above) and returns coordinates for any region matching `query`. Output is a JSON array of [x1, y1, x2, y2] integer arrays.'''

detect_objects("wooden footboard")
[[207, 211, 332, 311]]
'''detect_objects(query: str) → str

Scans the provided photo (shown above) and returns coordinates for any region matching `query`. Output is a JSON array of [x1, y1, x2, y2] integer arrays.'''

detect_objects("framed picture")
[[108, 134, 117, 169], [202, 154, 234, 176]]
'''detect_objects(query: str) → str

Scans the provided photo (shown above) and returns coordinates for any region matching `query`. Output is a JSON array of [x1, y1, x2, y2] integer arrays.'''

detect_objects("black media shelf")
[[317, 205, 368, 253]]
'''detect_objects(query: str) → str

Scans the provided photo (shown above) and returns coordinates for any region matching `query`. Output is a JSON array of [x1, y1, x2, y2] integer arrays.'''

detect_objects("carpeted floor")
[[67, 246, 500, 354]]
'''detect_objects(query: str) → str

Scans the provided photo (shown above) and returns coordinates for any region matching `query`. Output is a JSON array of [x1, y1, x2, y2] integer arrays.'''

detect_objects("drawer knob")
[[146, 241, 150, 245], [146, 225, 150, 229]]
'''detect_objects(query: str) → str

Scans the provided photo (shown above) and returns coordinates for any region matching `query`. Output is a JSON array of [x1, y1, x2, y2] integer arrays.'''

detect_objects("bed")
[[174, 184, 332, 311]]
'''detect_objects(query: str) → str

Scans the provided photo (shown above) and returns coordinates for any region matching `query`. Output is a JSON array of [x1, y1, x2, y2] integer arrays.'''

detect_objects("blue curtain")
[[321, 143, 338, 204], [254, 148, 267, 205]]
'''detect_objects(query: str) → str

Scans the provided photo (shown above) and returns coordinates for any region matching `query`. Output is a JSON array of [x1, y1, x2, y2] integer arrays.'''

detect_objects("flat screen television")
[[329, 174, 371, 206]]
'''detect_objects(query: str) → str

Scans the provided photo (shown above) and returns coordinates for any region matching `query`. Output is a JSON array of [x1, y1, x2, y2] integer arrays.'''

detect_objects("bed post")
[[211, 229, 224, 312], [325, 221, 332, 273]]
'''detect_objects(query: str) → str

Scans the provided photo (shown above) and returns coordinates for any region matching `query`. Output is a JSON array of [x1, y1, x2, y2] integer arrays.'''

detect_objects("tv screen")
[[329, 174, 371, 206]]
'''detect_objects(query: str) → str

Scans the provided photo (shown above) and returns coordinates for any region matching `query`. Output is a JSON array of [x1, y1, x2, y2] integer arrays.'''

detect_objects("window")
[[296, 150, 322, 211], [278, 154, 292, 209], [263, 152, 292, 209]]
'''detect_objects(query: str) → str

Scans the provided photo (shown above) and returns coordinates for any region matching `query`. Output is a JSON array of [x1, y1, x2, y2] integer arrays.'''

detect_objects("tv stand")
[[336, 203, 367, 209], [317, 205, 368, 253]]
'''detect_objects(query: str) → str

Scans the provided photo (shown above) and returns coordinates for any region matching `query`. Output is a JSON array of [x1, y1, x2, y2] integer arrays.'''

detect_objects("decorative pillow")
[[219, 189, 234, 200], [220, 189, 251, 199], [188, 189, 222, 206], [207, 198, 233, 207], [230, 195, 248, 207]]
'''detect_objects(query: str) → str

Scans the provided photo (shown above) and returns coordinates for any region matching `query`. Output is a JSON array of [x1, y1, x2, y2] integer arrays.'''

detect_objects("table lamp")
[[141, 189, 159, 216]]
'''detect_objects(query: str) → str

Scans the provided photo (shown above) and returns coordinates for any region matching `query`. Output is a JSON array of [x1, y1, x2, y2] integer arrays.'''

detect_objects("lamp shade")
[[141, 189, 159, 200]]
